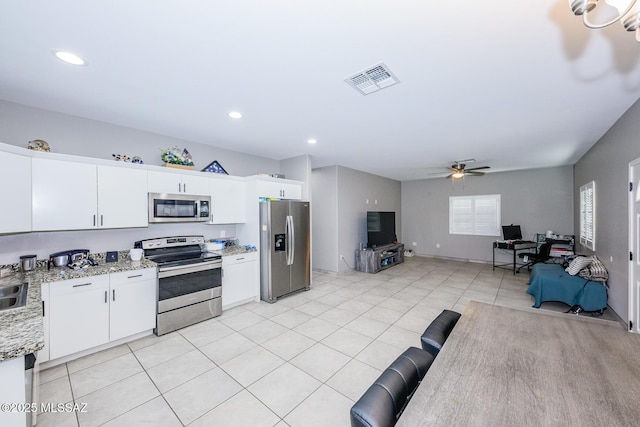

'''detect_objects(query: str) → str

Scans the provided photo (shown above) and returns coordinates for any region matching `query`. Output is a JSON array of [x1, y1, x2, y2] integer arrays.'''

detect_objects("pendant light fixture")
[[569, 0, 640, 41]]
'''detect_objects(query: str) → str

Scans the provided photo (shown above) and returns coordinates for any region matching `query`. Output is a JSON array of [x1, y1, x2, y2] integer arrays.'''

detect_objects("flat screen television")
[[367, 211, 397, 248]]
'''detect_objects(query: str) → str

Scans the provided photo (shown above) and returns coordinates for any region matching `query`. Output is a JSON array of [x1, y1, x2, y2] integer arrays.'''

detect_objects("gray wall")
[[0, 223, 234, 265], [573, 97, 640, 324], [312, 165, 401, 274], [401, 166, 574, 263], [281, 155, 312, 202], [0, 100, 288, 265], [311, 166, 338, 273], [0, 100, 280, 176]]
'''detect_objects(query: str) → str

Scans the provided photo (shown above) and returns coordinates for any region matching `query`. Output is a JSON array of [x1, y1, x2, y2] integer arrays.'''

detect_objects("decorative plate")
[[27, 139, 50, 152]]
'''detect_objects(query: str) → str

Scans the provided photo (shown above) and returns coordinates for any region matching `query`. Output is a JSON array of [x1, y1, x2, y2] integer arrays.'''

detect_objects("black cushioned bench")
[[420, 309, 461, 357], [350, 347, 434, 427]]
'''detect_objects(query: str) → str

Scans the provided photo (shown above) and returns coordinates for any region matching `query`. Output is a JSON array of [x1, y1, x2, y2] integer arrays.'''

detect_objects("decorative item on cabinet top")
[[27, 139, 50, 152], [161, 146, 194, 169], [201, 160, 228, 175], [112, 154, 144, 164]]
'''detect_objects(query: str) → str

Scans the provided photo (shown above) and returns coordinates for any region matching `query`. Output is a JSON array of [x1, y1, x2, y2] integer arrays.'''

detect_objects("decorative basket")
[[163, 163, 194, 170]]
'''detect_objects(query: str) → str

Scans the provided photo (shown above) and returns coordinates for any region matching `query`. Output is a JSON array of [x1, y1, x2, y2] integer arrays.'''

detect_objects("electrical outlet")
[[340, 254, 345, 260], [412, 242, 417, 247], [436, 243, 440, 248], [220, 230, 226, 238]]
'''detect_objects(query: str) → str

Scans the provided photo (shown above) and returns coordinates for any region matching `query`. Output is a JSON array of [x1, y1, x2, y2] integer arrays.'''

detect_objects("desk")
[[397, 302, 640, 427], [492, 240, 536, 274]]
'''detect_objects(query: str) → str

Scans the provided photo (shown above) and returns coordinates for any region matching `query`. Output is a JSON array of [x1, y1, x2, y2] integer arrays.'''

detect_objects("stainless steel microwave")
[[148, 193, 211, 223]]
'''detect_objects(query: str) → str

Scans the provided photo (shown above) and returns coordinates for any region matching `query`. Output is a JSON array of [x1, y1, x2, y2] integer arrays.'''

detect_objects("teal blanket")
[[526, 264, 607, 311]]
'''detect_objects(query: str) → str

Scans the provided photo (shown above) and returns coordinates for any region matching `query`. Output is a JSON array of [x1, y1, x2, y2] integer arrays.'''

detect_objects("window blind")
[[449, 194, 501, 236], [580, 181, 595, 250]]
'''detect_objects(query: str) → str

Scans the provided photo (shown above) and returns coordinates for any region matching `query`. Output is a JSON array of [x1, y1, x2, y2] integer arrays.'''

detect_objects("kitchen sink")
[[0, 282, 28, 311], [0, 285, 21, 297]]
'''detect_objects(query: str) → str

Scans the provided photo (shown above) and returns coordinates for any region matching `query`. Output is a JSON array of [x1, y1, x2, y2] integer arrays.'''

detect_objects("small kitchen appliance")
[[48, 249, 92, 269], [148, 193, 211, 223], [20, 255, 37, 271]]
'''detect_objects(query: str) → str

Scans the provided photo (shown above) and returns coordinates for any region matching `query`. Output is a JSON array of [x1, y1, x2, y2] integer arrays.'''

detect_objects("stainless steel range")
[[136, 235, 222, 336]]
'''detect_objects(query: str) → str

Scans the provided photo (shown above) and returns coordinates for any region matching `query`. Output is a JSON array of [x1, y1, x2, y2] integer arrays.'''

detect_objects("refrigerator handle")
[[285, 215, 290, 265], [289, 215, 295, 266]]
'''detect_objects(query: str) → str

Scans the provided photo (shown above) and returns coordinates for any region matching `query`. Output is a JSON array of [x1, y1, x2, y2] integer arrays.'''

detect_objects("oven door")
[[157, 260, 222, 313]]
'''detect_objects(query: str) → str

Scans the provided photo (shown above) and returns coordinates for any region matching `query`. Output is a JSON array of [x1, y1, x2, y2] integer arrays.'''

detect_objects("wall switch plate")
[[106, 251, 118, 263]]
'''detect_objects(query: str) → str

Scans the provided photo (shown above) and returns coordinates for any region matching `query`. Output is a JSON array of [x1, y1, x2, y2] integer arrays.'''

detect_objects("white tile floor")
[[36, 256, 621, 427]]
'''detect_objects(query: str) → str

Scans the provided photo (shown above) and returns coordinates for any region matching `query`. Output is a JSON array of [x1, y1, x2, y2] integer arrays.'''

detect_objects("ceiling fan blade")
[[465, 171, 485, 176], [465, 166, 490, 172]]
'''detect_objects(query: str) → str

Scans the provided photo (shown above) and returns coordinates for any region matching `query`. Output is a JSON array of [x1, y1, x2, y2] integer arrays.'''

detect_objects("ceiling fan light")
[[579, 0, 638, 28], [452, 172, 465, 179], [622, 7, 640, 30], [570, 0, 597, 15]]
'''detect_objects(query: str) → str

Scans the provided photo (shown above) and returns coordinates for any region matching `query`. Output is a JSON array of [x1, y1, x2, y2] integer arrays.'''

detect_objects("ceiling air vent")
[[345, 62, 400, 95]]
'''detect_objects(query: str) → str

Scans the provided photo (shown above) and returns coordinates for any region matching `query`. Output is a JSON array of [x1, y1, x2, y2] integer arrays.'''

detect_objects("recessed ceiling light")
[[53, 50, 87, 66], [307, 139, 317, 144], [228, 111, 243, 119]]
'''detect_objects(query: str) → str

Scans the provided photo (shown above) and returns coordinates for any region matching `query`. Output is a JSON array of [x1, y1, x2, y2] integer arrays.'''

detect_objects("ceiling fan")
[[446, 162, 490, 179]]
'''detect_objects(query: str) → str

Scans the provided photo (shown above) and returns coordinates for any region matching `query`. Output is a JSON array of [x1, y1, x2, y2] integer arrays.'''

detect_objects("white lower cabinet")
[[109, 268, 156, 341], [47, 268, 156, 361], [48, 275, 110, 360], [222, 252, 258, 308], [39, 282, 50, 363]]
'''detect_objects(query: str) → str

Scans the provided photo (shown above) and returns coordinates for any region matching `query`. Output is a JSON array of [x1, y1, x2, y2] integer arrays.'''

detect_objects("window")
[[449, 194, 501, 236], [580, 181, 595, 250]]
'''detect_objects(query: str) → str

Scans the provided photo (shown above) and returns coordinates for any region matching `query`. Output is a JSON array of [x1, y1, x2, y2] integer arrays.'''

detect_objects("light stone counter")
[[0, 252, 156, 362], [207, 244, 257, 257]]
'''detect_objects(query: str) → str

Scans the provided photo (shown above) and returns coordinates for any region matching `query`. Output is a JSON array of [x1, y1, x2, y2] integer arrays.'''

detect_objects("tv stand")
[[355, 243, 405, 273]]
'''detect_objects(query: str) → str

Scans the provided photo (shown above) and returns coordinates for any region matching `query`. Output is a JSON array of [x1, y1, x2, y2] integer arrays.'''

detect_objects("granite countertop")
[[0, 252, 156, 362], [214, 245, 258, 257]]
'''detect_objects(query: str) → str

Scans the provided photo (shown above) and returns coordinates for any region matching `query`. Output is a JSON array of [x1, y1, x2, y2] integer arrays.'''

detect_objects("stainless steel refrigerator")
[[259, 200, 311, 302]]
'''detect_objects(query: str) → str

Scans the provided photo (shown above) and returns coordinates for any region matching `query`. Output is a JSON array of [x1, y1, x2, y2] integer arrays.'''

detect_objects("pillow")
[[565, 256, 592, 276], [589, 257, 608, 277]]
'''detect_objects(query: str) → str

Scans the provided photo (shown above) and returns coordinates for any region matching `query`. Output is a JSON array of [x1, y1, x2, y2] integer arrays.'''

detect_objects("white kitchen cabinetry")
[[39, 282, 50, 363], [148, 170, 212, 195], [0, 151, 31, 233], [48, 275, 110, 360], [47, 268, 157, 360], [32, 158, 98, 231], [256, 179, 302, 200], [32, 158, 148, 231], [222, 252, 258, 308], [97, 165, 148, 228], [210, 178, 246, 224], [109, 268, 156, 341]]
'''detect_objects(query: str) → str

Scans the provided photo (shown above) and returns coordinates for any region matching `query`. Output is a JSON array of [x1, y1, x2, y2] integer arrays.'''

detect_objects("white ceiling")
[[2, 1, 640, 181]]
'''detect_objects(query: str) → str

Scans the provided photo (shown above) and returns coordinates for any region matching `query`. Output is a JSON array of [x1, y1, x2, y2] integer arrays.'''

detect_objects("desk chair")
[[517, 242, 552, 272]]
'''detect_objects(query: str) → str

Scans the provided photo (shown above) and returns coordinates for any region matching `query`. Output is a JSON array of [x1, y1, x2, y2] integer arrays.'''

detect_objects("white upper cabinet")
[[32, 158, 98, 231], [97, 165, 148, 228], [148, 170, 212, 195], [0, 151, 32, 233], [32, 158, 148, 231], [209, 179, 246, 224], [256, 179, 302, 200]]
